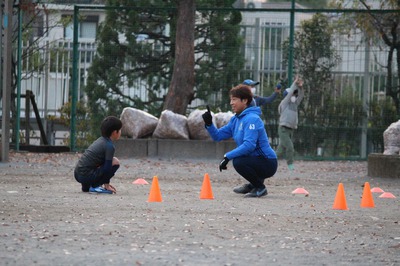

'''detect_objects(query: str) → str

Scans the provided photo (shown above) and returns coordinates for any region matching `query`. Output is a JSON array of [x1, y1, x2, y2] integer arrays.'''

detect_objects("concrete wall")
[[114, 139, 237, 159], [368, 153, 400, 178]]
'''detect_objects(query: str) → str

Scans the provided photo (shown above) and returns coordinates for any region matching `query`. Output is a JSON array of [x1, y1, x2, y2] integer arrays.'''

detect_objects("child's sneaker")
[[288, 164, 295, 171], [89, 186, 113, 194]]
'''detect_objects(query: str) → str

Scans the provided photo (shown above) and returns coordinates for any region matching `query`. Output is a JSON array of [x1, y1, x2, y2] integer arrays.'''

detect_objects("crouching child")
[[74, 116, 122, 194]]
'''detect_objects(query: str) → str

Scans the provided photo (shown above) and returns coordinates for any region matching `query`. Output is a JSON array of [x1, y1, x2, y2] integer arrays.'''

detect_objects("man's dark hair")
[[101, 116, 122, 137], [230, 84, 253, 106]]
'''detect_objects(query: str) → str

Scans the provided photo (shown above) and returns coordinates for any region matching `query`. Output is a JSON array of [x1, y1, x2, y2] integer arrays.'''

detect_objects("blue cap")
[[243, 79, 260, 86], [276, 83, 282, 89]]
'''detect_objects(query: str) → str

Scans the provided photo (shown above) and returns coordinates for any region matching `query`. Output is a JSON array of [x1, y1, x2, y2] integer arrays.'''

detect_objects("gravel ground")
[[0, 152, 399, 266]]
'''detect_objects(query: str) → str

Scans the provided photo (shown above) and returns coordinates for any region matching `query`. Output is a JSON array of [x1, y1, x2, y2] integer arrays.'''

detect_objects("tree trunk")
[[163, 0, 195, 115]]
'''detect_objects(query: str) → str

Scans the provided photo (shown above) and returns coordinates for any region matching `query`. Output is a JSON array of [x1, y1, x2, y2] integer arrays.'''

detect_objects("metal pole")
[[70, 5, 79, 151], [287, 0, 295, 83], [1, 0, 12, 162], [15, 6, 23, 151], [253, 18, 261, 87], [44, 11, 49, 144], [361, 39, 370, 159], [0, 3, 3, 109]]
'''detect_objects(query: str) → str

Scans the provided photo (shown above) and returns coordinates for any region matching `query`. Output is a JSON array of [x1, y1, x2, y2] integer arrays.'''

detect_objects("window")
[[63, 15, 98, 39], [264, 22, 287, 71]]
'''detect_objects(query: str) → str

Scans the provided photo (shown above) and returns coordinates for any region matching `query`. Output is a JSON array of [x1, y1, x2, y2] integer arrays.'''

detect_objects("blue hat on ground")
[[243, 79, 260, 86]]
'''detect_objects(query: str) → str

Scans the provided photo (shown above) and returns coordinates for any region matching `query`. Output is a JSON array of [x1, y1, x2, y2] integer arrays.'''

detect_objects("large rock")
[[383, 120, 400, 155], [215, 111, 234, 128], [120, 107, 158, 139], [187, 109, 214, 140], [153, 110, 189, 139]]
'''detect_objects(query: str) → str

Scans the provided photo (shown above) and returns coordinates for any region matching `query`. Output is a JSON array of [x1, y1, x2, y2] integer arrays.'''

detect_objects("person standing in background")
[[276, 75, 304, 171]]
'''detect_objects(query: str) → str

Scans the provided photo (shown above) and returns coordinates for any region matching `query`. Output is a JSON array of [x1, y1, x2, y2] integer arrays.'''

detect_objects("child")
[[74, 116, 122, 194], [277, 75, 304, 171]]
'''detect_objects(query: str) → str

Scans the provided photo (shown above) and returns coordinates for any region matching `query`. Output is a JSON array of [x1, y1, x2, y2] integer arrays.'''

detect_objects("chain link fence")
[[9, 5, 399, 159]]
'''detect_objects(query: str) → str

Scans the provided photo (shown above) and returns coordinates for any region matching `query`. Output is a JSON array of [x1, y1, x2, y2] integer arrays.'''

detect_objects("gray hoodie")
[[278, 82, 304, 129]]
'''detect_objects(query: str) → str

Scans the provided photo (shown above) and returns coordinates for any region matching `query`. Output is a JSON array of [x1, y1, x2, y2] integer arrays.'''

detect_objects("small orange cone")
[[200, 173, 214, 200], [379, 192, 396, 198], [147, 176, 162, 202], [360, 182, 375, 208], [132, 178, 149, 185], [370, 187, 384, 193], [291, 187, 309, 195], [332, 183, 348, 210]]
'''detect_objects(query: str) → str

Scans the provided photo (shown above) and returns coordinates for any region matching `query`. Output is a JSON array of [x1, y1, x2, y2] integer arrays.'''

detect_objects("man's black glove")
[[219, 156, 229, 172], [202, 105, 213, 127]]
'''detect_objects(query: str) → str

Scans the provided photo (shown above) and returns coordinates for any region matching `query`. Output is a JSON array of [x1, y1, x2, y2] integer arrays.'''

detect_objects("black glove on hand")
[[219, 157, 229, 172], [202, 105, 213, 127]]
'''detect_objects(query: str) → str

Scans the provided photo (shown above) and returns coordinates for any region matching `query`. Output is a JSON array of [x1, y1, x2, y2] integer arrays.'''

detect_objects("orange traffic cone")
[[360, 182, 375, 208], [200, 173, 214, 200], [332, 183, 348, 210], [147, 176, 162, 202]]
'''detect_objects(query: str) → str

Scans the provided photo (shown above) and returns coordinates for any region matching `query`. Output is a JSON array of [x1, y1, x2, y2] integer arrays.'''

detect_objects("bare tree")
[[357, 0, 400, 116], [334, 0, 400, 116]]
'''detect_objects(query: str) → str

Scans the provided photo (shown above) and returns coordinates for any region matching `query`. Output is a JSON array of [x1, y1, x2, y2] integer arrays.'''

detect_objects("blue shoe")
[[89, 186, 113, 194], [244, 187, 268, 198]]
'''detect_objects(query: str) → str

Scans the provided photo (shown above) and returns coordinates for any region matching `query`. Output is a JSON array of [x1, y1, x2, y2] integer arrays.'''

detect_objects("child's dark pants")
[[75, 165, 120, 190]]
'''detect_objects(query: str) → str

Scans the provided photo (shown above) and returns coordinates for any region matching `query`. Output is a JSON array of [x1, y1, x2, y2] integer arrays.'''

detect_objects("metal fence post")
[[1, 0, 13, 162], [361, 38, 371, 159], [70, 5, 79, 152], [15, 6, 23, 151], [288, 0, 295, 83]]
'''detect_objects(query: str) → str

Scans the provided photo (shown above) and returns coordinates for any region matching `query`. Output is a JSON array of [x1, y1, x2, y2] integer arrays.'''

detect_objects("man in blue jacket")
[[242, 79, 282, 107], [202, 84, 278, 198]]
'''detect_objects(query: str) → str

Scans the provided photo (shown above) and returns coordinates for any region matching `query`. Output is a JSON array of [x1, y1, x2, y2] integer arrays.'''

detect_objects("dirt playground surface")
[[0, 152, 399, 265]]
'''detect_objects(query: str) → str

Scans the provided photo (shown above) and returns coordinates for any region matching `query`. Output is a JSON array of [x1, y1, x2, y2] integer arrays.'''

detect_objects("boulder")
[[215, 111, 234, 128], [120, 107, 158, 139], [187, 109, 214, 140], [383, 119, 400, 155], [153, 110, 189, 139]]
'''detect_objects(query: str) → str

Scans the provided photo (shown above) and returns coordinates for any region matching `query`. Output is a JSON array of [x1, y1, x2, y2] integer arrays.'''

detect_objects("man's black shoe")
[[233, 183, 254, 194]]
